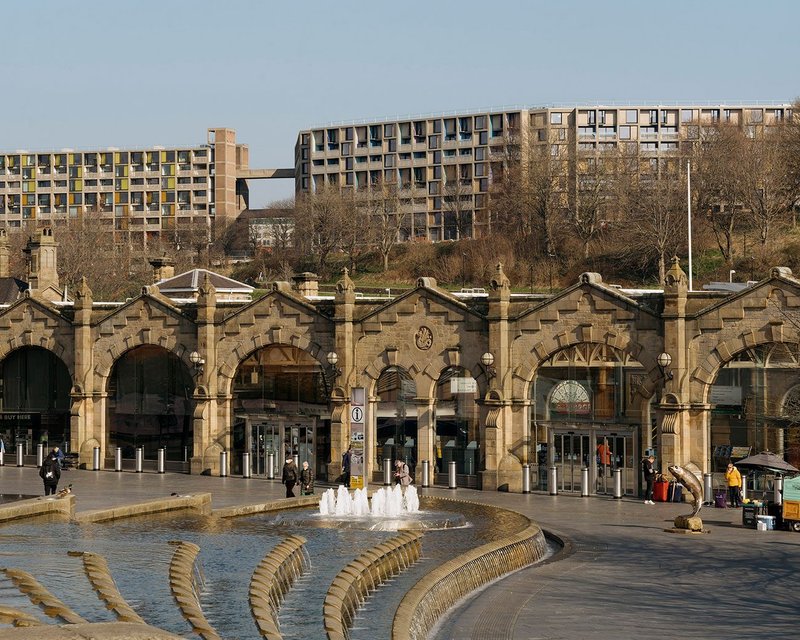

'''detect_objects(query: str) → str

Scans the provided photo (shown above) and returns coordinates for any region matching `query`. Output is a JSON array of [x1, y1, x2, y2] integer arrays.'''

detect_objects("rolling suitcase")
[[668, 482, 683, 502]]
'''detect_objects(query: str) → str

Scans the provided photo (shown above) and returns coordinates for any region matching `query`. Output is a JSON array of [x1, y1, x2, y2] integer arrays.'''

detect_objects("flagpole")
[[687, 160, 693, 292]]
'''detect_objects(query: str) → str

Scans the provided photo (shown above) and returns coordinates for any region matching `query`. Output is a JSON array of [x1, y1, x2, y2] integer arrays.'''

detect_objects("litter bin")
[[653, 479, 669, 502]]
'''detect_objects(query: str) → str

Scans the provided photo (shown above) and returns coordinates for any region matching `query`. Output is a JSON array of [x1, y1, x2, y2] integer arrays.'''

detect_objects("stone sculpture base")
[[667, 514, 706, 533]]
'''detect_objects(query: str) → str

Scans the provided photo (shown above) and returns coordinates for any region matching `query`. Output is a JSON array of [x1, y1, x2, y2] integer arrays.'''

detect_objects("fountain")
[[307, 484, 461, 531], [320, 484, 419, 517]]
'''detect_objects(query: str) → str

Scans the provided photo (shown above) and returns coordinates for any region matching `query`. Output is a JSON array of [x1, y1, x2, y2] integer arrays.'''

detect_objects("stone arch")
[[0, 334, 73, 374], [215, 334, 329, 398], [363, 351, 436, 400], [512, 334, 656, 403], [692, 330, 800, 405]]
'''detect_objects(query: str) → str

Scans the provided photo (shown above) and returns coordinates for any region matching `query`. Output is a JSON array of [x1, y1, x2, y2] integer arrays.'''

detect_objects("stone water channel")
[[0, 497, 543, 639]]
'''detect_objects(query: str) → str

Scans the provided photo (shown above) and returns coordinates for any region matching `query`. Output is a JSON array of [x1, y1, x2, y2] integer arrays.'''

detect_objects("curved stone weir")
[[391, 518, 549, 640], [1, 568, 87, 624], [325, 531, 423, 640], [70, 551, 146, 624], [0, 605, 42, 627], [248, 534, 308, 640], [168, 540, 221, 640]]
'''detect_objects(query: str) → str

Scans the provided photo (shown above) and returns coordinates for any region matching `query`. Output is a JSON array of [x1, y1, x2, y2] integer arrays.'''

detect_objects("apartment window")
[[550, 145, 559, 157], [399, 153, 411, 160], [345, 172, 354, 186], [475, 163, 485, 177], [384, 155, 396, 168], [710, 109, 720, 122], [661, 111, 668, 124], [387, 139, 397, 152], [558, 128, 566, 141], [662, 142, 678, 151], [578, 127, 595, 138], [598, 126, 615, 137], [773, 109, 784, 121], [626, 110, 638, 124], [587, 111, 596, 125], [327, 158, 340, 166], [37, 180, 51, 188], [433, 165, 441, 179], [538, 129, 547, 142], [475, 115, 486, 130], [479, 131, 488, 145], [444, 149, 456, 157], [414, 122, 424, 138], [578, 143, 595, 151], [550, 112, 562, 125], [384, 124, 394, 138], [475, 148, 486, 161], [301, 148, 308, 160], [432, 150, 442, 164], [724, 109, 731, 122], [341, 143, 351, 155], [459, 148, 472, 156], [619, 126, 631, 140], [749, 109, 763, 123], [640, 142, 658, 151], [355, 156, 367, 164], [428, 135, 439, 149], [433, 120, 442, 134], [649, 110, 658, 125], [344, 128, 353, 142], [681, 109, 693, 123], [413, 152, 425, 159], [459, 117, 471, 133], [344, 158, 353, 171]]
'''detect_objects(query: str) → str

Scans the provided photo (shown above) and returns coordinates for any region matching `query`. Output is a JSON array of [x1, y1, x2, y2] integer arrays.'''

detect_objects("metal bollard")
[[581, 467, 590, 497], [157, 448, 166, 474], [267, 452, 275, 479], [16, 445, 24, 467], [421, 460, 430, 488], [219, 451, 228, 477], [522, 463, 531, 494], [0, 448, 4, 466], [613, 468, 622, 499], [293, 454, 299, 469], [741, 474, 748, 501], [448, 460, 457, 489], [774, 476, 783, 506], [242, 452, 251, 478], [703, 473, 713, 505], [548, 466, 558, 495], [383, 458, 392, 486], [37, 443, 44, 467], [135, 447, 144, 473], [115, 447, 122, 472], [92, 446, 101, 471]]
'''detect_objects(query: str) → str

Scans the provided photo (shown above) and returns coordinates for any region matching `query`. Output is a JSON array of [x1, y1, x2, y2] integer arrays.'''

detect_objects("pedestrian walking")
[[725, 462, 742, 507], [281, 457, 298, 498], [642, 454, 656, 504], [341, 446, 351, 487], [39, 452, 61, 496], [394, 459, 411, 486], [299, 461, 314, 495]]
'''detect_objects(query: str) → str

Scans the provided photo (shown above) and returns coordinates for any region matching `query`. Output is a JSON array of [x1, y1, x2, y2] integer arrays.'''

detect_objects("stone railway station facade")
[[3, 229, 800, 494]]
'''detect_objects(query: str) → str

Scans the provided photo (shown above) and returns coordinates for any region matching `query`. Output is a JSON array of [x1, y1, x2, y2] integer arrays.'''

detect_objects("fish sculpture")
[[667, 465, 703, 517]]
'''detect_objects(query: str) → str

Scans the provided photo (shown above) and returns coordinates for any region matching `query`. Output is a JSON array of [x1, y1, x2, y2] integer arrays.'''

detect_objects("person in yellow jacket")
[[725, 462, 742, 507]]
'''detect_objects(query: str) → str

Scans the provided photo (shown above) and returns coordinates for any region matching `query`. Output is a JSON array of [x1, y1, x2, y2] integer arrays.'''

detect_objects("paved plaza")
[[0, 466, 797, 639]]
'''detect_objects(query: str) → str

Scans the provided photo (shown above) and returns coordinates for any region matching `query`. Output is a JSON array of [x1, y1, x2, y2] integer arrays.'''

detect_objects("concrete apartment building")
[[0, 128, 293, 246], [295, 103, 793, 242]]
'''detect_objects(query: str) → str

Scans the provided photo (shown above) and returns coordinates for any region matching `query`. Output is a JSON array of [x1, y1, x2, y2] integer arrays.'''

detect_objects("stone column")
[[330, 268, 356, 483], [414, 397, 436, 484], [192, 274, 218, 475], [660, 257, 694, 470], [72, 278, 95, 467], [482, 263, 513, 490]]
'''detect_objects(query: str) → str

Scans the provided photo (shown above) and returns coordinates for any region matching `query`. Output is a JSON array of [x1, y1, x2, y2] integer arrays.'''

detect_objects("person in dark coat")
[[642, 455, 656, 504], [281, 457, 298, 498], [299, 461, 314, 495], [341, 446, 351, 487], [39, 452, 61, 496]]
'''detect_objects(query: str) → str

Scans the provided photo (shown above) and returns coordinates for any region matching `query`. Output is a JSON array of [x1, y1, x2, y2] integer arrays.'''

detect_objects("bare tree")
[[293, 185, 350, 274], [441, 175, 474, 241], [358, 181, 403, 272], [489, 130, 564, 260], [742, 128, 795, 248], [617, 166, 687, 283], [691, 124, 748, 266], [566, 152, 615, 259]]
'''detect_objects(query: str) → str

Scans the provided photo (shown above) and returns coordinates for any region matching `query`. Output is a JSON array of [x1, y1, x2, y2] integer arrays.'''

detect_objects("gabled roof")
[[155, 269, 253, 296], [0, 277, 28, 305]]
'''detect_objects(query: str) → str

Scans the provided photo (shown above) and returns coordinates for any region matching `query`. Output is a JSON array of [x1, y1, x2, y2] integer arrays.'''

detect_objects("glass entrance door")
[[595, 430, 636, 496], [249, 421, 280, 476], [283, 420, 314, 468], [554, 431, 590, 492]]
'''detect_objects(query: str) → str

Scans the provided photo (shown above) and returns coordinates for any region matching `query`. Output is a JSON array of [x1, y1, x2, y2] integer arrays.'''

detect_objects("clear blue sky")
[[2, 0, 798, 207]]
